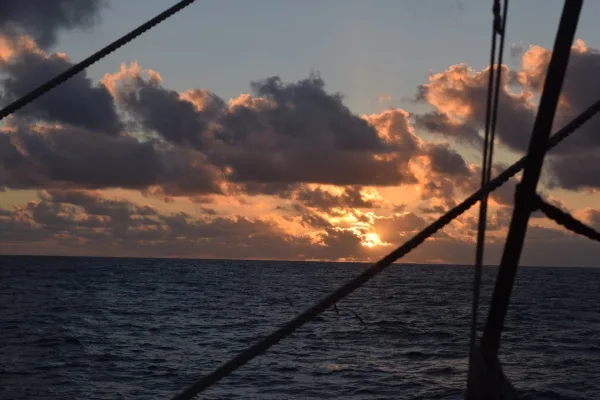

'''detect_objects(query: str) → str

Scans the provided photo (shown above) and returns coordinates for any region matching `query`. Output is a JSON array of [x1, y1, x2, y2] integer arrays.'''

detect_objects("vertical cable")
[[470, 0, 508, 352], [482, 0, 583, 354]]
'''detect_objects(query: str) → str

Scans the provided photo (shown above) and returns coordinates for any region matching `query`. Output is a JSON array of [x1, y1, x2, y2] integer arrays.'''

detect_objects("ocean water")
[[1, 256, 599, 400]]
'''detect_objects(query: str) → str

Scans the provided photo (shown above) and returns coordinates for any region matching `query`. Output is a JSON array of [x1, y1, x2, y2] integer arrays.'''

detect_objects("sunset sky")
[[1, 0, 600, 266]]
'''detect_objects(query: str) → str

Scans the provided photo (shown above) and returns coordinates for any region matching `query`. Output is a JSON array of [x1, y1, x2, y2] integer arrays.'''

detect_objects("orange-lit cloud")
[[2, 25, 600, 265]]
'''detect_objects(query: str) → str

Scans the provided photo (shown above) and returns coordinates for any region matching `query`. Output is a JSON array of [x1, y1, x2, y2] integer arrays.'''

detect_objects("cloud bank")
[[1, 14, 599, 265]]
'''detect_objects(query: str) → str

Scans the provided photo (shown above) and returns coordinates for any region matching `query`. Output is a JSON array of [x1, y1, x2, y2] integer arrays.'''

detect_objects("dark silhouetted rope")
[[0, 0, 197, 121], [170, 98, 600, 399], [481, 0, 583, 355], [533, 194, 600, 242], [471, 0, 509, 352]]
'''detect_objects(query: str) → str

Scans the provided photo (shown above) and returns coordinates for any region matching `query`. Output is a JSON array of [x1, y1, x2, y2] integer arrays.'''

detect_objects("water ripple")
[[1, 256, 599, 399]]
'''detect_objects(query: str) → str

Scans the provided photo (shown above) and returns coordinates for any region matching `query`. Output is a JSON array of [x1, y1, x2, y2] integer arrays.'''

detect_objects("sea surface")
[[1, 256, 599, 400]]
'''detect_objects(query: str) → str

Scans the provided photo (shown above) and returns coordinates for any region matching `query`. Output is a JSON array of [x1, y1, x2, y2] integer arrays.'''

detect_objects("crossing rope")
[[170, 99, 600, 399], [533, 193, 600, 242], [0, 0, 595, 397]]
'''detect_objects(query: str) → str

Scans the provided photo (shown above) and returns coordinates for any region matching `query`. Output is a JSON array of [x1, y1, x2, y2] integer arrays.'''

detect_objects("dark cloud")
[[9, 123, 158, 188], [115, 71, 419, 188], [215, 80, 417, 187], [1, 122, 223, 195], [0, 43, 477, 201], [245, 75, 386, 152], [424, 143, 471, 176], [116, 78, 222, 149], [0, 132, 30, 188], [2, 35, 595, 212], [45, 189, 158, 219], [298, 212, 333, 230], [224, 150, 414, 186], [235, 182, 299, 198], [0, 41, 121, 135], [547, 153, 600, 191], [0, 0, 106, 48], [295, 186, 375, 211], [413, 111, 481, 146], [417, 143, 478, 209], [421, 178, 460, 209]]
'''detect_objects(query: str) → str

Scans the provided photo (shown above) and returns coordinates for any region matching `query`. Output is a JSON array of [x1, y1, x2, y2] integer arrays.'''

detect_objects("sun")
[[361, 232, 385, 248]]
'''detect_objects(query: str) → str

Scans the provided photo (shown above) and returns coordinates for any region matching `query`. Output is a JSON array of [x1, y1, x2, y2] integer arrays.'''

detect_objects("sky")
[[1, 0, 600, 266]]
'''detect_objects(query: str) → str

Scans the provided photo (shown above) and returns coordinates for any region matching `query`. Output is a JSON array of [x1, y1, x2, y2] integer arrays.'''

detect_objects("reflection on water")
[[1, 256, 599, 399]]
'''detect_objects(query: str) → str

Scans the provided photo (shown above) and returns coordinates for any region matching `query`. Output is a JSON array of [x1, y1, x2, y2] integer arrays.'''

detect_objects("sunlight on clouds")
[[361, 232, 387, 248], [2, 24, 600, 265], [101, 61, 162, 99]]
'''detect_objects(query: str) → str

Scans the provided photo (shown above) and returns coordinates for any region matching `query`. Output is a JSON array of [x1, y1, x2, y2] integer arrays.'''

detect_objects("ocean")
[[1, 256, 598, 399]]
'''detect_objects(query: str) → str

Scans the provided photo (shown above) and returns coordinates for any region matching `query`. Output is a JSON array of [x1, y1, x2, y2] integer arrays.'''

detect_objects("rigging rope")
[[533, 194, 600, 242], [0, 0, 197, 122], [471, 0, 508, 351], [171, 99, 600, 399], [481, 0, 583, 355], [0, 0, 591, 395]]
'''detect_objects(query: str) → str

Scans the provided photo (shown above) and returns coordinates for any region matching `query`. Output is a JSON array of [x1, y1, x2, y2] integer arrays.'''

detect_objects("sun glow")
[[361, 232, 385, 248]]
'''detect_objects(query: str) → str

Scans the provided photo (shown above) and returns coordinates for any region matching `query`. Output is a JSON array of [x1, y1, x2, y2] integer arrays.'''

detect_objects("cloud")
[[409, 142, 478, 210], [108, 67, 422, 188], [2, 189, 599, 266], [413, 111, 481, 146], [0, 190, 367, 261], [416, 63, 536, 153], [293, 185, 379, 211], [2, 27, 599, 266], [234, 182, 298, 198], [372, 211, 428, 244], [0, 36, 121, 135], [518, 40, 600, 191], [3, 63, 457, 198], [515, 40, 600, 153], [423, 143, 471, 177], [0, 0, 106, 49], [0, 188, 403, 261], [0, 122, 223, 196], [547, 153, 600, 191], [0, 42, 485, 207], [414, 40, 600, 193], [109, 64, 220, 149]]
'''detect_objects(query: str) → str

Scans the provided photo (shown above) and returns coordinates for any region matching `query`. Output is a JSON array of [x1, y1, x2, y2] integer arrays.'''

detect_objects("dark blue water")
[[1, 256, 599, 399]]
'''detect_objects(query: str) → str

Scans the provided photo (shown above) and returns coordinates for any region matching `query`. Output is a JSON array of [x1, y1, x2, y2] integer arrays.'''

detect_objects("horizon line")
[[0, 253, 598, 269]]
